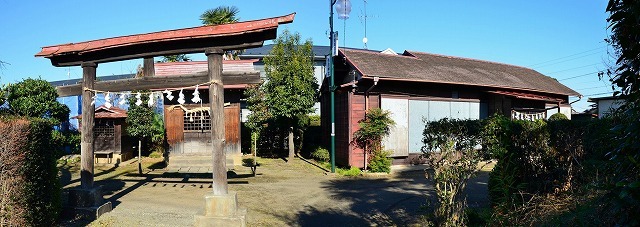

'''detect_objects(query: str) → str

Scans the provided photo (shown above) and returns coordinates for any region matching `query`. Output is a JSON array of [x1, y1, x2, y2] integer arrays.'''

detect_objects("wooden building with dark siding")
[[321, 48, 580, 168], [75, 106, 134, 164], [156, 60, 258, 168]]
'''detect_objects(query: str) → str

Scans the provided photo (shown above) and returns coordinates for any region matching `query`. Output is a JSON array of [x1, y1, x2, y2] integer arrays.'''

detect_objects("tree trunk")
[[288, 127, 294, 160], [138, 140, 142, 175], [251, 132, 257, 157]]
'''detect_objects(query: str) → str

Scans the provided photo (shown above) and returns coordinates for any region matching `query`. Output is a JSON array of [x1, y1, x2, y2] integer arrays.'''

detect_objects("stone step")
[[168, 155, 235, 170]]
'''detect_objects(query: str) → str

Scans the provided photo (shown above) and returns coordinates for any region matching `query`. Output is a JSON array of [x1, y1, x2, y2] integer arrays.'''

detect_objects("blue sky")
[[0, 1, 611, 111]]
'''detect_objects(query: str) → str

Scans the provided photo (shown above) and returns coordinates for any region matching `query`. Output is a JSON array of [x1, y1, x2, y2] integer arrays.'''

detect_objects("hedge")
[[421, 115, 618, 225], [0, 117, 61, 226]]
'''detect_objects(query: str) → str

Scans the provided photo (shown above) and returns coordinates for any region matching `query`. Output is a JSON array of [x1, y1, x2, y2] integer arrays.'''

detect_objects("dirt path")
[[59, 158, 488, 226]]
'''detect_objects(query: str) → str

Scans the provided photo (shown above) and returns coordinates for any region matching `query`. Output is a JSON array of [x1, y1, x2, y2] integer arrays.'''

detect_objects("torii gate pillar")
[[68, 62, 112, 219], [194, 49, 247, 227]]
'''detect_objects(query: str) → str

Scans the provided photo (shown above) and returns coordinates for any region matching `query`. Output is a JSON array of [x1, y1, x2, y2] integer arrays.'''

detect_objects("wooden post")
[[81, 62, 97, 189], [143, 57, 155, 77], [206, 48, 227, 195]]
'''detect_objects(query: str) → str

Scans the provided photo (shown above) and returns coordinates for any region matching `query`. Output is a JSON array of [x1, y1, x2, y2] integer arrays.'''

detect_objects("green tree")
[[125, 91, 160, 174], [248, 30, 317, 159], [245, 84, 270, 156], [159, 54, 191, 63], [5, 78, 69, 124], [352, 108, 395, 153], [352, 108, 395, 172], [605, 0, 640, 224]]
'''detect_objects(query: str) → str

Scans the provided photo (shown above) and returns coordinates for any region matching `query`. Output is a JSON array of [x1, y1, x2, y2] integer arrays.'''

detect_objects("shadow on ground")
[[59, 166, 258, 226], [290, 167, 491, 226], [292, 170, 434, 226]]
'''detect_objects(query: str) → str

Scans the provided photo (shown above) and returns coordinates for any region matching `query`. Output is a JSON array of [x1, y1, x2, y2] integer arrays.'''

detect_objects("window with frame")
[[184, 111, 211, 132], [94, 120, 115, 139]]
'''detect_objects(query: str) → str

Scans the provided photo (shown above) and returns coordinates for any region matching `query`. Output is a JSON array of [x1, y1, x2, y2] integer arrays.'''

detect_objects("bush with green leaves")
[[51, 129, 81, 157], [605, 1, 640, 224], [311, 147, 330, 162], [422, 118, 486, 226], [484, 115, 620, 225], [368, 149, 392, 173], [337, 166, 362, 176], [0, 117, 61, 226], [548, 112, 568, 121], [5, 78, 69, 125], [352, 108, 395, 173]]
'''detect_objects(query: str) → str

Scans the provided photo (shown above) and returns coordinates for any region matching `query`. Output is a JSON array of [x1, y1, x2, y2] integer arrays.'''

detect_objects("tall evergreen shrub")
[[0, 117, 60, 226]]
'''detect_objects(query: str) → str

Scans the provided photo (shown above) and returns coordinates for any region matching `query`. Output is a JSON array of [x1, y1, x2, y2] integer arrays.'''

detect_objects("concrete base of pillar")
[[194, 191, 247, 227], [68, 187, 112, 220]]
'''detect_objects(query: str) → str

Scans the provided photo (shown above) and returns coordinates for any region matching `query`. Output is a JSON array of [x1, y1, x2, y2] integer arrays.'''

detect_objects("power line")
[[527, 46, 606, 67], [574, 85, 610, 90], [583, 91, 614, 97], [545, 63, 602, 75], [558, 70, 602, 81], [570, 79, 611, 86], [533, 51, 605, 69]]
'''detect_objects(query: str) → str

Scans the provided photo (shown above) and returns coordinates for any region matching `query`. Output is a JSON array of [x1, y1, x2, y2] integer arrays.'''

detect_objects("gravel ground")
[[59, 157, 490, 226]]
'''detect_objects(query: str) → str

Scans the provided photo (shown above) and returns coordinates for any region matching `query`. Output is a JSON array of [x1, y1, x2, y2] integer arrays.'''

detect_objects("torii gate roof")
[[35, 13, 295, 66]]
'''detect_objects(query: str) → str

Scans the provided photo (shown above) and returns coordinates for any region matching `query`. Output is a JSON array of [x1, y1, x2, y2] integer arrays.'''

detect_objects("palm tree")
[[200, 6, 240, 25], [200, 6, 243, 60]]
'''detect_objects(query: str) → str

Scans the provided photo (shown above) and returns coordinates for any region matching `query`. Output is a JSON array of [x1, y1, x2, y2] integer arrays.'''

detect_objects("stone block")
[[194, 191, 247, 227], [67, 186, 112, 221], [68, 187, 104, 208], [74, 201, 112, 220], [203, 192, 238, 216]]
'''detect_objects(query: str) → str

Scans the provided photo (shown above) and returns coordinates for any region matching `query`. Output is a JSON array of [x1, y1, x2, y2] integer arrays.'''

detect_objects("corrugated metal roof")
[[50, 74, 135, 87], [240, 44, 331, 57], [155, 60, 258, 76], [36, 13, 295, 58], [342, 48, 580, 96]]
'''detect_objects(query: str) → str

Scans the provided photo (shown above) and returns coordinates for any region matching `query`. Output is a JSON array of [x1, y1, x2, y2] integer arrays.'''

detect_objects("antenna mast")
[[360, 0, 376, 49]]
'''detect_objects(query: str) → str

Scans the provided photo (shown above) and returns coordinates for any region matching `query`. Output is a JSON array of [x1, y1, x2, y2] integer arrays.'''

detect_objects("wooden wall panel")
[[335, 91, 351, 167], [224, 104, 240, 145], [114, 125, 122, 153], [165, 106, 184, 145], [349, 93, 366, 168]]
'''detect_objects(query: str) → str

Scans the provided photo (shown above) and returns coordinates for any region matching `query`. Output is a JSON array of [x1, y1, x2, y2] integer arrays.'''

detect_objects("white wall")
[[545, 105, 573, 120], [598, 99, 624, 118], [381, 97, 409, 157]]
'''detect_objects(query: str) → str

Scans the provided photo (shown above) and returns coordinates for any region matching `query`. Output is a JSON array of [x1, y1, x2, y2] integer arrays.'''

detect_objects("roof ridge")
[[405, 50, 538, 71]]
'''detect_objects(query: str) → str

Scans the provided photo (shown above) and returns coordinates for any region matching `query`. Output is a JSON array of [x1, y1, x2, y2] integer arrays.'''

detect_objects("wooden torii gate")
[[36, 13, 294, 225]]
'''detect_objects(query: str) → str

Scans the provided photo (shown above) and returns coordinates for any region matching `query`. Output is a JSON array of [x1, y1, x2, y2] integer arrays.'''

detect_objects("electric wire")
[[574, 85, 610, 90], [545, 63, 602, 75], [532, 51, 605, 68], [558, 71, 602, 81], [583, 91, 614, 97], [527, 46, 606, 67]]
